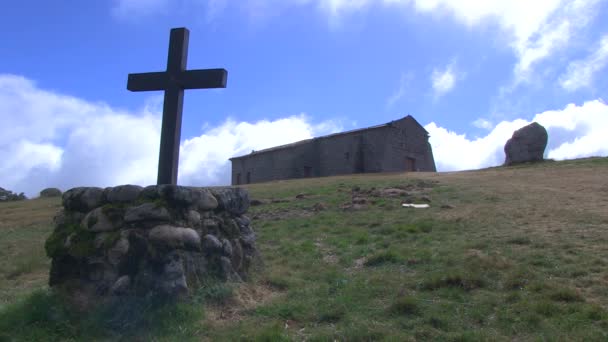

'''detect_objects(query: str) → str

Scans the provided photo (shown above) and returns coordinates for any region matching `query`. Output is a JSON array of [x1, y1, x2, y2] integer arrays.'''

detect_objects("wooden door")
[[405, 157, 416, 172], [304, 166, 312, 177]]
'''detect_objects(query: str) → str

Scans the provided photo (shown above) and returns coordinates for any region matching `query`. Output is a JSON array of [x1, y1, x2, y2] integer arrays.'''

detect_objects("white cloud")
[[178, 114, 341, 185], [0, 74, 341, 198], [472, 118, 494, 130], [114, 0, 601, 85], [426, 99, 608, 171], [431, 63, 457, 97], [386, 72, 413, 107], [111, 0, 170, 17], [560, 34, 608, 91], [242, 0, 600, 86]]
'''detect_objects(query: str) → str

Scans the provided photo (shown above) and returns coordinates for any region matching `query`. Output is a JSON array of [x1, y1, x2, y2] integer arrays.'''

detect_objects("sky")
[[1, 0, 607, 198]]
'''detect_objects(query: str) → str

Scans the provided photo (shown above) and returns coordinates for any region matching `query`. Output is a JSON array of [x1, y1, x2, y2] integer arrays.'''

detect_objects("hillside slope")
[[1, 157, 607, 340]]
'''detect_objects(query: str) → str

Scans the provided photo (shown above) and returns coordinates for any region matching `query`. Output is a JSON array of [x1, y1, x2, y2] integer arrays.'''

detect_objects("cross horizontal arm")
[[127, 68, 227, 92], [179, 68, 227, 89], [127, 72, 168, 91]]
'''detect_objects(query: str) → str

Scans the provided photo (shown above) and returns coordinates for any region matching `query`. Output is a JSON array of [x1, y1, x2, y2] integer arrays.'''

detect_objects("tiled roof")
[[229, 115, 426, 160]]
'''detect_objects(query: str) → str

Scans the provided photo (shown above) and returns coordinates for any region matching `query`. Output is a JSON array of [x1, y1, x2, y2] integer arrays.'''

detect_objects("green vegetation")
[[1, 157, 608, 340]]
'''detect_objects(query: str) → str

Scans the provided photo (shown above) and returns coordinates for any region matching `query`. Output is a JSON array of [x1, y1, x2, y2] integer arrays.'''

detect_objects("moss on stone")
[[44, 223, 78, 258], [67, 229, 97, 258], [101, 231, 122, 250], [101, 204, 127, 224], [87, 213, 98, 228], [102, 202, 127, 212], [221, 219, 241, 239]]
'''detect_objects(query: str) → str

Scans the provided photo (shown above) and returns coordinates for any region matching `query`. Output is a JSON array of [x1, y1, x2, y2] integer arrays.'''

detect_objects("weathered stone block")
[[124, 203, 171, 223], [211, 187, 249, 215], [63, 187, 105, 212], [149, 225, 201, 251], [104, 185, 143, 203], [82, 207, 117, 232]]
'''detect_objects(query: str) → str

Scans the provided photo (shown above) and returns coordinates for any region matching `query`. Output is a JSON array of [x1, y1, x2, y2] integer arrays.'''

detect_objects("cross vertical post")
[[127, 27, 227, 185]]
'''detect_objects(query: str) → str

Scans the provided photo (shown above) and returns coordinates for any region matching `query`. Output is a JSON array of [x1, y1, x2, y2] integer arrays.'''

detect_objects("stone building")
[[229, 115, 436, 185]]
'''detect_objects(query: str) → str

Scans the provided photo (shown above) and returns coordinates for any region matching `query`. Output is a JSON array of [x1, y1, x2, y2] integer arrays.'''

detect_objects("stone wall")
[[45, 184, 257, 301]]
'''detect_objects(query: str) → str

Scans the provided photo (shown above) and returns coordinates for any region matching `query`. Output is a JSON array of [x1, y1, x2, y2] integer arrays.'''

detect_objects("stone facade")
[[230, 115, 436, 185], [45, 184, 257, 303]]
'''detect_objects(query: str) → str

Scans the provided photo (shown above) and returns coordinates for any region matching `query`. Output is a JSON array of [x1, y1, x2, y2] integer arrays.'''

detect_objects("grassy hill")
[[1, 157, 607, 341]]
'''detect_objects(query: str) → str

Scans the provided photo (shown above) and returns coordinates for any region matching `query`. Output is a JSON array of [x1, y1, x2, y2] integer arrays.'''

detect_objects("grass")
[[1, 156, 608, 340]]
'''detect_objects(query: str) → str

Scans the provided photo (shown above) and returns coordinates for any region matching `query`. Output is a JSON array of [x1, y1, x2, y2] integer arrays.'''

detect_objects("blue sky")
[[1, 0, 607, 197]]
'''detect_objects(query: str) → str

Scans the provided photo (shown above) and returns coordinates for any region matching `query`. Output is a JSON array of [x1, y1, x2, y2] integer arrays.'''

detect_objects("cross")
[[127, 27, 227, 185]]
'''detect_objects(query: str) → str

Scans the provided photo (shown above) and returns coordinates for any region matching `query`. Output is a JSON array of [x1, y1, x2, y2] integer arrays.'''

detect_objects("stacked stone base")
[[45, 184, 257, 303]]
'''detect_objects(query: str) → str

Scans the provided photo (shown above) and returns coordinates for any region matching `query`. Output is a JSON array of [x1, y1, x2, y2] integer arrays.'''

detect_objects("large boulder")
[[504, 122, 548, 166], [40, 187, 62, 198]]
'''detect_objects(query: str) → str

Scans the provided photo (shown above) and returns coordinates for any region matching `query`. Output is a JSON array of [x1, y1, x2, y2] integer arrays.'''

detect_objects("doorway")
[[304, 166, 312, 177], [405, 157, 416, 172]]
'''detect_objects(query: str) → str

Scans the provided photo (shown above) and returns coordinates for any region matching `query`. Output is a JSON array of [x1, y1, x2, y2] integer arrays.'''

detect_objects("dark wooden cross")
[[127, 27, 227, 185]]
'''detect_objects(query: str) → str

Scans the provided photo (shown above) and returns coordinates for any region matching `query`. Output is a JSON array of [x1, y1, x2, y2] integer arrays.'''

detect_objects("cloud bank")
[[0, 74, 341, 198], [1, 74, 606, 198], [426, 99, 608, 171]]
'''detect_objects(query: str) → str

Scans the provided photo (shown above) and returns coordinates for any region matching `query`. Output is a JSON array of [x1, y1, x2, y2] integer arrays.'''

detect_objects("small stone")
[[187, 210, 201, 228], [202, 234, 222, 254], [82, 207, 117, 232], [231, 240, 243, 270], [124, 203, 171, 223], [139, 185, 163, 200], [105, 185, 143, 203], [110, 275, 131, 295], [170, 186, 198, 205], [380, 188, 409, 197], [148, 225, 201, 251], [158, 252, 188, 296], [295, 193, 306, 199], [352, 197, 367, 204], [202, 218, 219, 230], [250, 199, 264, 206], [312, 203, 326, 211], [440, 204, 454, 209], [63, 187, 105, 212], [108, 237, 130, 266], [234, 215, 251, 227], [210, 187, 250, 215], [221, 238, 233, 257], [219, 256, 241, 281], [191, 188, 218, 211], [239, 225, 256, 247]]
